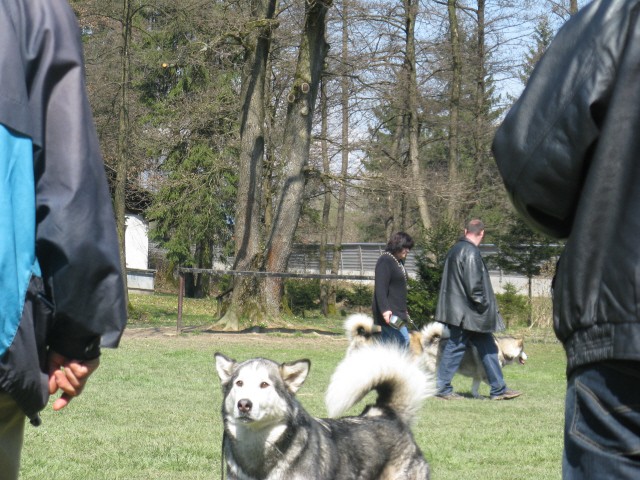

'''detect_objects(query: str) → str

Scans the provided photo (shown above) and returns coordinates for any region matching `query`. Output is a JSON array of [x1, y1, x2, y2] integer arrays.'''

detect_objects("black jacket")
[[372, 253, 409, 325], [435, 238, 499, 333], [0, 0, 127, 424], [493, 0, 640, 373]]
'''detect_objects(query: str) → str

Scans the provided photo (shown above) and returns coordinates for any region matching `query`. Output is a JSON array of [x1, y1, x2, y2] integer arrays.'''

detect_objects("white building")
[[125, 213, 155, 293]]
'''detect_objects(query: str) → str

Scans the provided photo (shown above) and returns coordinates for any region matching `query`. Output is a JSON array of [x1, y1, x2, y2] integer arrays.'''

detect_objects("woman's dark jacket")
[[492, 0, 640, 374], [0, 0, 127, 425], [435, 238, 499, 333], [372, 254, 409, 325]]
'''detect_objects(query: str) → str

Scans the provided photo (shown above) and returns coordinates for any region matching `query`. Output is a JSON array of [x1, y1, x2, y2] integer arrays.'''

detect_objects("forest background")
[[72, 0, 582, 328]]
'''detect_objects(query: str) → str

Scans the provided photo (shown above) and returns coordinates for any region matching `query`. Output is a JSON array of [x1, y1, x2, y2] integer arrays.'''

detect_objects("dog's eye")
[[260, 382, 269, 389], [235, 380, 243, 387]]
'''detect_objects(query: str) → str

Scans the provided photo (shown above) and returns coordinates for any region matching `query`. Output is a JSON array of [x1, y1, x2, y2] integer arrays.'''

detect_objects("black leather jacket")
[[493, 0, 640, 374], [435, 238, 499, 333]]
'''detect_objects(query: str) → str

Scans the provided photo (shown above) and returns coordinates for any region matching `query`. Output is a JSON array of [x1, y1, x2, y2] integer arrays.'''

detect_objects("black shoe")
[[490, 389, 522, 401], [436, 392, 464, 400]]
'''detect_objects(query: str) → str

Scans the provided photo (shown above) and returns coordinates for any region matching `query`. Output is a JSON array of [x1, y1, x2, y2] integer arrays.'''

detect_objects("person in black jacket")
[[493, 1, 640, 477], [0, 1, 127, 477], [435, 219, 521, 401], [372, 232, 414, 347]]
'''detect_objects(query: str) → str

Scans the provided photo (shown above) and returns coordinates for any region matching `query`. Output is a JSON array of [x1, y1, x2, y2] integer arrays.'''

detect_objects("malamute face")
[[215, 354, 310, 428], [497, 337, 527, 366]]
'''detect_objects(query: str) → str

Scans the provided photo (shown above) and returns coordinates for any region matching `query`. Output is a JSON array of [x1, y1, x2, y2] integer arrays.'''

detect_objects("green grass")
[[20, 293, 566, 479]]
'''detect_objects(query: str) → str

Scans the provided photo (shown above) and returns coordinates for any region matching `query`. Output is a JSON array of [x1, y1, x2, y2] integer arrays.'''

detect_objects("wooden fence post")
[[177, 269, 184, 333]]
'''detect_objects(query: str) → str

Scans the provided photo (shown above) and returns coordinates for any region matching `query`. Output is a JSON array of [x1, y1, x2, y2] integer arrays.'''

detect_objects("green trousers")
[[0, 394, 24, 480]]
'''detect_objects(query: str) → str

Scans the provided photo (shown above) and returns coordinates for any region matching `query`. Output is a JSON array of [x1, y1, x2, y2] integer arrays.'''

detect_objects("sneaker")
[[436, 392, 464, 400], [490, 389, 522, 401]]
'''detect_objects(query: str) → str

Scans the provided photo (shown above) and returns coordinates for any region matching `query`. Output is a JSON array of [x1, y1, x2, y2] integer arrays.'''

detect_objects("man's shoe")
[[436, 392, 464, 400], [490, 389, 522, 401]]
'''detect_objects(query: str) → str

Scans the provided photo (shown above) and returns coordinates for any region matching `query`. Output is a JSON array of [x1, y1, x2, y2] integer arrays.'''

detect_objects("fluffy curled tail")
[[325, 344, 435, 425], [419, 322, 445, 348], [344, 313, 378, 341]]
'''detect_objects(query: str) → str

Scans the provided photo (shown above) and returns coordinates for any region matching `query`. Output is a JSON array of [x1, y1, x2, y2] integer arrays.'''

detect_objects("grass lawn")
[[21, 294, 566, 479]]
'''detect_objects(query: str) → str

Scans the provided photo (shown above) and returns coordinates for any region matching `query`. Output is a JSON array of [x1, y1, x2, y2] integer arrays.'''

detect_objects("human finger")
[[54, 369, 79, 396], [52, 394, 72, 411], [67, 358, 100, 382], [48, 354, 66, 394]]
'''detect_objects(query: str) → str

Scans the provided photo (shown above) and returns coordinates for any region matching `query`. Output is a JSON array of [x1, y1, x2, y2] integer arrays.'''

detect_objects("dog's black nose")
[[238, 399, 252, 414]]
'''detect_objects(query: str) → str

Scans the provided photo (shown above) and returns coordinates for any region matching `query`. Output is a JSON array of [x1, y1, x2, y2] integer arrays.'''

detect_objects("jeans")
[[563, 361, 640, 479], [379, 322, 409, 348], [436, 324, 506, 397]]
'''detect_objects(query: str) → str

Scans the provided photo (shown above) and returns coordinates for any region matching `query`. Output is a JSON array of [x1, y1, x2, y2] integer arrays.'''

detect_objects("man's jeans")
[[563, 361, 640, 479], [436, 324, 506, 397]]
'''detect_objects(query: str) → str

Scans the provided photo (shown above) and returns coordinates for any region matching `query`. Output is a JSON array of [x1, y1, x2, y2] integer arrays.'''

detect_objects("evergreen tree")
[[407, 221, 459, 326], [493, 214, 562, 325], [519, 15, 554, 86]]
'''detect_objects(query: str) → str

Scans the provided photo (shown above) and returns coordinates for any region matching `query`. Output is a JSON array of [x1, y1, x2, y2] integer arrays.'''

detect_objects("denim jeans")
[[379, 322, 409, 349], [436, 324, 506, 397], [563, 361, 640, 479]]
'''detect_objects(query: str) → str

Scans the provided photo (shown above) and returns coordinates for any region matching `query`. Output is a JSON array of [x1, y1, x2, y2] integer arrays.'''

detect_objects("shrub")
[[284, 279, 320, 316], [342, 284, 373, 308], [496, 282, 531, 328]]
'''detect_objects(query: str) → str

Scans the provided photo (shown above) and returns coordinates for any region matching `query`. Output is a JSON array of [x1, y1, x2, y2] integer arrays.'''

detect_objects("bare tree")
[[328, 0, 351, 312], [319, 76, 332, 315], [216, 0, 279, 329], [547, 0, 579, 20], [403, 0, 431, 231], [445, 0, 462, 222], [113, 0, 136, 304], [263, 0, 332, 317]]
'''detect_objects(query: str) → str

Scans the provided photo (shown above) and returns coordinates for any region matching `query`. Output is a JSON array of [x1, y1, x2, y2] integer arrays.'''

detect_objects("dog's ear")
[[214, 352, 237, 384], [280, 359, 310, 394]]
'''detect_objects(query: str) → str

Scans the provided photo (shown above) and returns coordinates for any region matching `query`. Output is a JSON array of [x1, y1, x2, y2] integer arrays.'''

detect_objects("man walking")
[[435, 219, 521, 400]]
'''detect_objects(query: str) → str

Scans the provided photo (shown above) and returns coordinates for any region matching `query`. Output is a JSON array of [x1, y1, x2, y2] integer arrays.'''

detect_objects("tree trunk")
[[319, 77, 332, 316], [528, 274, 533, 326], [264, 0, 332, 317], [472, 0, 486, 190], [404, 0, 431, 231], [389, 112, 406, 234], [446, 0, 462, 222], [217, 0, 278, 330], [115, 0, 132, 306], [329, 0, 349, 311]]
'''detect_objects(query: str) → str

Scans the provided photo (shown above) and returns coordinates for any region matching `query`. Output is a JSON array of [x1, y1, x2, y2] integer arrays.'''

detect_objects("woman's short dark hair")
[[385, 231, 414, 254]]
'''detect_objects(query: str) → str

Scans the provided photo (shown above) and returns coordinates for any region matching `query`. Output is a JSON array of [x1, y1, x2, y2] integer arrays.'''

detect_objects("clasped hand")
[[47, 351, 100, 411]]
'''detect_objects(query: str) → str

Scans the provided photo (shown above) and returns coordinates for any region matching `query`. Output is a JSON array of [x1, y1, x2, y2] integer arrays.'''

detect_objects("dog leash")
[[221, 432, 226, 480]]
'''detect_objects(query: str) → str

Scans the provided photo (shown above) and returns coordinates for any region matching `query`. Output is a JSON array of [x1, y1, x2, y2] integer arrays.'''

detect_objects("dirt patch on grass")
[[122, 325, 348, 349]]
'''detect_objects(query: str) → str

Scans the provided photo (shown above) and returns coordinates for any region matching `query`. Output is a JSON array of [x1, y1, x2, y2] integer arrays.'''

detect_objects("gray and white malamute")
[[345, 314, 527, 398], [214, 344, 434, 480]]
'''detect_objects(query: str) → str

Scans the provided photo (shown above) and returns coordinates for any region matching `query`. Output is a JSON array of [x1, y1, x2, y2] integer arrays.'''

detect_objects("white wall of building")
[[125, 214, 154, 292], [125, 214, 149, 270]]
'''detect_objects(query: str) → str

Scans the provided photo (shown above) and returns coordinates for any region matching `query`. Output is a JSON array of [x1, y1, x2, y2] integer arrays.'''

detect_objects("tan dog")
[[345, 314, 527, 398]]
